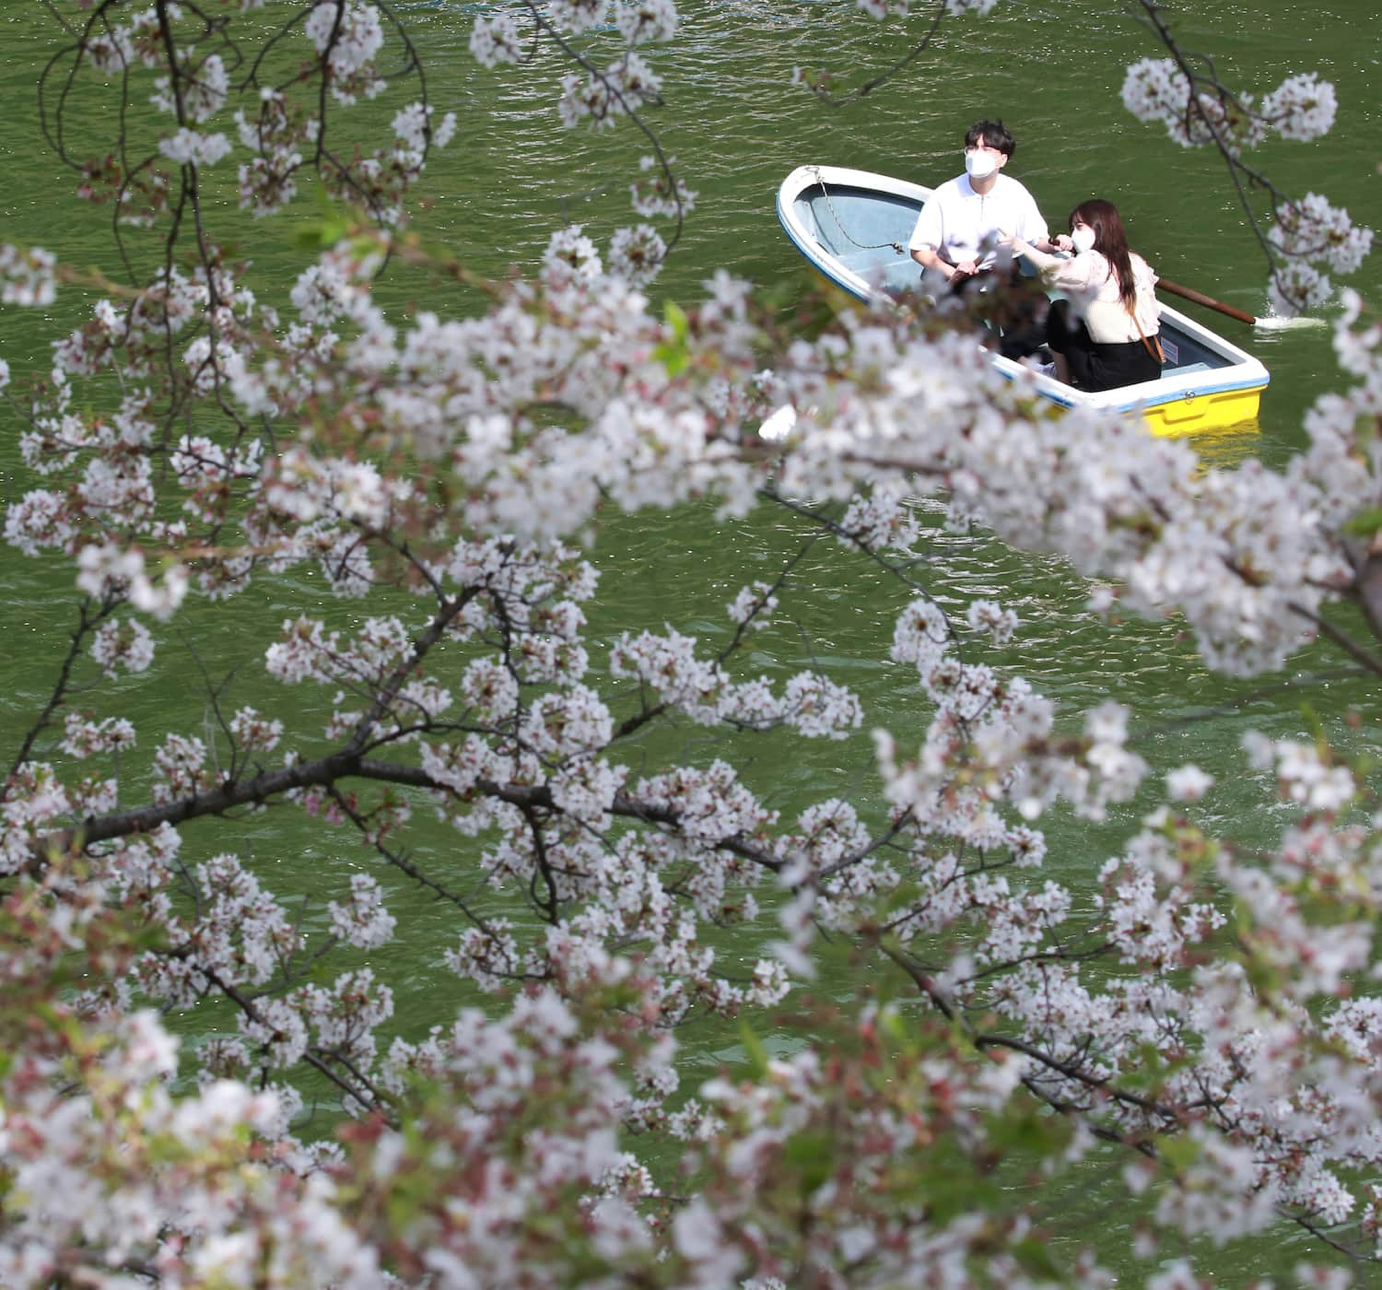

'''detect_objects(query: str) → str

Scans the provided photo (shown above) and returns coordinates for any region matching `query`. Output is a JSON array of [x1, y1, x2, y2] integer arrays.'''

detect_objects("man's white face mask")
[[964, 149, 999, 180]]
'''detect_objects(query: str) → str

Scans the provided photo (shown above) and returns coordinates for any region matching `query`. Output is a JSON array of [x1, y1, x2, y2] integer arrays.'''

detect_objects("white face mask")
[[964, 149, 999, 180], [1071, 225, 1097, 253]]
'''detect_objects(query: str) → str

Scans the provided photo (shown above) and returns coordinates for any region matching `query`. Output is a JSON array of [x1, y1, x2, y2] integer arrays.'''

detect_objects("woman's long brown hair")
[[1070, 199, 1137, 308]]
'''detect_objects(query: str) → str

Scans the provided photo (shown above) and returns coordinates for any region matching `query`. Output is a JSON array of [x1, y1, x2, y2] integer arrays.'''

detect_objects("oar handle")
[[1157, 278, 1257, 326]]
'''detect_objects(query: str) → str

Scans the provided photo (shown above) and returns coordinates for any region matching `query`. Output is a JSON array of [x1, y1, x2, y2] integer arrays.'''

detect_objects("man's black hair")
[[964, 119, 1016, 159]]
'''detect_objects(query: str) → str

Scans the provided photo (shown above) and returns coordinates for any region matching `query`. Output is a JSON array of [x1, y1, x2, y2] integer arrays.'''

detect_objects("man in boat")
[[908, 120, 1066, 295]]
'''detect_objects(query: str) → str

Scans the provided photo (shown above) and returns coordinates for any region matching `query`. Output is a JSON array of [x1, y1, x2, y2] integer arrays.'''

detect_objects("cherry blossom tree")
[[1, 1, 1380, 1285]]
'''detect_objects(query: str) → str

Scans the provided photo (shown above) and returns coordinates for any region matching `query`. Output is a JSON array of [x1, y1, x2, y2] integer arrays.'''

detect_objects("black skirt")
[[1046, 299, 1162, 392]]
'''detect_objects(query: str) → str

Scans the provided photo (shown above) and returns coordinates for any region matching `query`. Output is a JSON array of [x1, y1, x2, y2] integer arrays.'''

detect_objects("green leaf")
[[738, 1017, 769, 1077], [982, 1107, 1064, 1157], [1344, 507, 1382, 537], [1156, 1131, 1203, 1173], [1011, 1234, 1062, 1279], [654, 300, 692, 376], [291, 216, 352, 251], [652, 342, 688, 377], [781, 1127, 835, 1195], [290, 185, 354, 250], [879, 1004, 910, 1046], [663, 299, 689, 343], [905, 1146, 1001, 1222]]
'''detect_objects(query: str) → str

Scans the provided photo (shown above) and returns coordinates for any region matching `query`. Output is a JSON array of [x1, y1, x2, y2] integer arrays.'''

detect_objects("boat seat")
[[833, 249, 917, 296], [1168, 362, 1215, 376], [837, 248, 899, 273]]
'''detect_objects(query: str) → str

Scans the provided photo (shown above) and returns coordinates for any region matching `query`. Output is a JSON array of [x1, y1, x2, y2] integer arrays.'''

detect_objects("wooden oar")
[[1157, 278, 1257, 326]]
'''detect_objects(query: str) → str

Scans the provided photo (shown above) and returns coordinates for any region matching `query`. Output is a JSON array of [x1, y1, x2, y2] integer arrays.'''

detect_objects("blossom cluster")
[[0, 874, 384, 1287], [0, 242, 56, 307], [1119, 56, 1367, 311], [54, 0, 453, 229], [305, 0, 386, 104]]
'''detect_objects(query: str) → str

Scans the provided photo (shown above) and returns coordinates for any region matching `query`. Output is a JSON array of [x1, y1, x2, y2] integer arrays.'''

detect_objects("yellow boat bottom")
[[1138, 384, 1265, 438]]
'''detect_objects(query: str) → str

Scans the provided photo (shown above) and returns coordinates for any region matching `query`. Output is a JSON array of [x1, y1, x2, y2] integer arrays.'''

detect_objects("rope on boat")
[[811, 166, 905, 255]]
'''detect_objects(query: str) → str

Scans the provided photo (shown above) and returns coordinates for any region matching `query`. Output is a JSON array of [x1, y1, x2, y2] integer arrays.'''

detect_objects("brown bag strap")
[[1129, 300, 1165, 364]]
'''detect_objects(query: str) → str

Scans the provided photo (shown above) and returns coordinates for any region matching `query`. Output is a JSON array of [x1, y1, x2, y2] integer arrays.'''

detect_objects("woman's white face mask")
[[1071, 225, 1097, 253], [964, 149, 999, 180]]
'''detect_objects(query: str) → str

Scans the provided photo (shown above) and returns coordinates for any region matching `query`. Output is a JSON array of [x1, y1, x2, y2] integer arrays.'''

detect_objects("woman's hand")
[[1053, 233, 1074, 253]]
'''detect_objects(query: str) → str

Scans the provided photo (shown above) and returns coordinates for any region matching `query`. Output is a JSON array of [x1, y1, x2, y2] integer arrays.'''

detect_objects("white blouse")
[[1019, 245, 1160, 344]]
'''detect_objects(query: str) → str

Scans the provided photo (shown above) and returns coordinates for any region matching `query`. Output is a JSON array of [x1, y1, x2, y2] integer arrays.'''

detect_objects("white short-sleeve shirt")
[[908, 172, 1048, 269]]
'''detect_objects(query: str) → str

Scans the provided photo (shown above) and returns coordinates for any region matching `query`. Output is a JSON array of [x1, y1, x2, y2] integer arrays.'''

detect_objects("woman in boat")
[[1005, 198, 1163, 392]]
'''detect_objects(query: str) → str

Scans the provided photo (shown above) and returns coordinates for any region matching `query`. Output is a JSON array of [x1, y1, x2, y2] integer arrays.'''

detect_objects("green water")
[[1, 1, 1380, 1280]]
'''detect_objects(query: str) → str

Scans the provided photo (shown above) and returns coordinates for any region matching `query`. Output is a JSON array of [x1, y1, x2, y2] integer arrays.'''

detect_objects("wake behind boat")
[[775, 164, 1269, 436]]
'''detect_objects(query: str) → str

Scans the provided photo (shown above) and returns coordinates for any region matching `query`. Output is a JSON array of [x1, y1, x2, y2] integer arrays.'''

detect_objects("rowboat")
[[775, 165, 1270, 436]]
